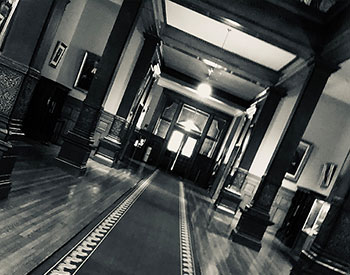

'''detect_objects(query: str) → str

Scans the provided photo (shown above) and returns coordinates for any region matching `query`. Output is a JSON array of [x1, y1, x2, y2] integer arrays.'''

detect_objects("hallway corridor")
[[40, 171, 196, 275], [0, 141, 292, 275]]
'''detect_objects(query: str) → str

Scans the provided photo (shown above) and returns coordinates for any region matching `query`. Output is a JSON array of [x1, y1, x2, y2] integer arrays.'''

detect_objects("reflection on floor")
[[0, 140, 292, 275], [0, 140, 152, 275], [185, 185, 292, 275]]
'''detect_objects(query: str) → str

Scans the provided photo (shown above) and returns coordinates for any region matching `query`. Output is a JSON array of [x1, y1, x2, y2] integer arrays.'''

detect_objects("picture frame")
[[74, 51, 101, 93], [49, 41, 67, 68], [285, 140, 313, 182], [0, 0, 20, 48]]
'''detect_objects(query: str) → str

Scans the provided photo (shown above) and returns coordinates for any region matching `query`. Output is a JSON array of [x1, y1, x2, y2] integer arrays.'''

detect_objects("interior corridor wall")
[[248, 69, 306, 181], [293, 94, 350, 196], [249, 63, 350, 197], [41, 0, 87, 82], [1, 0, 55, 66], [41, 0, 120, 101]]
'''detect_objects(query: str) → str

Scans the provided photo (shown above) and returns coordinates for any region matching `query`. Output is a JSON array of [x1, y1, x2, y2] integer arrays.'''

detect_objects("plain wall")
[[2, 0, 54, 66], [249, 64, 350, 198], [41, 0, 87, 81], [41, 0, 120, 100], [290, 94, 350, 196], [58, 0, 120, 100], [249, 71, 306, 179]]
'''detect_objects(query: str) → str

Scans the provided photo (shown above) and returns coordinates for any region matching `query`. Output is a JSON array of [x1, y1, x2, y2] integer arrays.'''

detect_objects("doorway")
[[166, 127, 199, 177], [148, 92, 231, 187]]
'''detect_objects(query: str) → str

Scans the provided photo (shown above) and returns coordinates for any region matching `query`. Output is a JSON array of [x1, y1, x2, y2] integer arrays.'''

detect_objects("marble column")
[[93, 34, 159, 167], [291, 151, 350, 274], [229, 87, 284, 190], [56, 0, 143, 175], [230, 58, 338, 251]]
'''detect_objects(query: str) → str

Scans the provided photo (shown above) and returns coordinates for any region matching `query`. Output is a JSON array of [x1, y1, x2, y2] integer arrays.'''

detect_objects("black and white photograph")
[[0, 0, 349, 275]]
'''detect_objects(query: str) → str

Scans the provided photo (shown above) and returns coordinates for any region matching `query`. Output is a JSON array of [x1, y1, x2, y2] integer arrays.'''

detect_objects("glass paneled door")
[[166, 129, 199, 177]]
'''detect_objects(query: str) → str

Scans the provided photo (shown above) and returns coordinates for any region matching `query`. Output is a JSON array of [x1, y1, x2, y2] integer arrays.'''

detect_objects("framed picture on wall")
[[285, 140, 313, 182], [74, 51, 101, 93], [49, 41, 67, 68], [0, 0, 20, 48]]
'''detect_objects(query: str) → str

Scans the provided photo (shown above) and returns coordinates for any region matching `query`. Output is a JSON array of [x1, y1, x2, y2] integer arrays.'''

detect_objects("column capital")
[[312, 56, 340, 76]]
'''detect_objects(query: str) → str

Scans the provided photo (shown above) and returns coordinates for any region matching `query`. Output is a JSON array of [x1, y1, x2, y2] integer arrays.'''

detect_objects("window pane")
[[181, 137, 197, 158], [200, 138, 217, 158], [177, 105, 208, 133], [207, 119, 220, 139], [178, 105, 194, 122], [163, 102, 178, 120], [178, 120, 201, 132], [167, 130, 184, 152], [154, 119, 170, 139], [194, 111, 209, 133]]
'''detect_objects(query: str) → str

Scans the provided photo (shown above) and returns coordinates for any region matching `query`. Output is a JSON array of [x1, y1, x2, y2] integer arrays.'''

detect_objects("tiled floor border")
[[179, 182, 196, 275]]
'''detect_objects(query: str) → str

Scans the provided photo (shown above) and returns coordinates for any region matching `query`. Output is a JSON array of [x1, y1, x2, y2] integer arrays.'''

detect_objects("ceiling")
[[161, 45, 265, 101], [165, 0, 296, 71], [112, 0, 350, 108], [154, 0, 299, 107]]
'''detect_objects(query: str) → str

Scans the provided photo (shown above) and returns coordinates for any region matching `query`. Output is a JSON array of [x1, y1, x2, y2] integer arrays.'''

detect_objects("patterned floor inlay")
[[179, 182, 196, 275], [44, 171, 158, 275]]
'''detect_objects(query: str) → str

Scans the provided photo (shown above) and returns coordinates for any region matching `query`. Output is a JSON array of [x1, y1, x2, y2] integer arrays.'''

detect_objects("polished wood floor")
[[185, 184, 293, 275], [0, 140, 152, 275], [0, 140, 293, 275]]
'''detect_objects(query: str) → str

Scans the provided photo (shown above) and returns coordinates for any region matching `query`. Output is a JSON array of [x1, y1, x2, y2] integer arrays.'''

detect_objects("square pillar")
[[56, 0, 144, 175], [231, 58, 338, 251], [93, 34, 159, 167]]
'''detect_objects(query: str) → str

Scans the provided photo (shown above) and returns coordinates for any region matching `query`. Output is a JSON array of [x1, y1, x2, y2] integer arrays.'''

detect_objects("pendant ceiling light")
[[197, 28, 231, 98], [197, 82, 212, 97]]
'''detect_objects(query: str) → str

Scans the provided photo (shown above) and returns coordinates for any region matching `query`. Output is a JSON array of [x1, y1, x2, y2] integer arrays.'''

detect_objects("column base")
[[56, 130, 93, 177], [215, 188, 242, 214], [230, 228, 262, 251], [0, 180, 11, 199], [55, 157, 87, 177], [0, 141, 16, 199], [92, 135, 122, 167], [291, 250, 348, 275], [230, 205, 273, 252]]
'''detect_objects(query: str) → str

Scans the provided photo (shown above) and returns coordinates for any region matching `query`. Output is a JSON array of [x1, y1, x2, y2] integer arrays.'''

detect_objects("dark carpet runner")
[[44, 171, 196, 275]]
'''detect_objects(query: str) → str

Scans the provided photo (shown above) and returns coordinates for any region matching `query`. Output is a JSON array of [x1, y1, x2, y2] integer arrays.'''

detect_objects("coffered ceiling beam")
[[171, 0, 320, 59], [161, 25, 279, 87], [162, 66, 251, 108]]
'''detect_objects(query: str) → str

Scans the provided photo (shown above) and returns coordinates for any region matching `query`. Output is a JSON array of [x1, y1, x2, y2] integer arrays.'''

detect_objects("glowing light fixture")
[[196, 28, 231, 98], [197, 82, 212, 97]]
